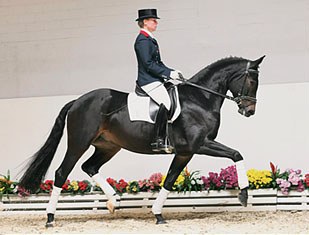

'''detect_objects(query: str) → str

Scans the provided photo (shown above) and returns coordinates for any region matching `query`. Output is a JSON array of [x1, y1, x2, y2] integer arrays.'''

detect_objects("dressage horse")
[[19, 56, 265, 226]]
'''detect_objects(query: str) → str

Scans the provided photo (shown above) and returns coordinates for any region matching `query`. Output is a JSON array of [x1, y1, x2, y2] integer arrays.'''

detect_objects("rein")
[[178, 62, 258, 105]]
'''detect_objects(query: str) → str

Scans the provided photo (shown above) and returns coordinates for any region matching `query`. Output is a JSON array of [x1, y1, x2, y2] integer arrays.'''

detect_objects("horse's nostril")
[[248, 109, 255, 115]]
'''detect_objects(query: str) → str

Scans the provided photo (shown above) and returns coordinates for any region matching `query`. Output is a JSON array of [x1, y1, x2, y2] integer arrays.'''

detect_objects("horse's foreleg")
[[196, 140, 248, 206], [81, 145, 120, 213], [152, 154, 193, 224]]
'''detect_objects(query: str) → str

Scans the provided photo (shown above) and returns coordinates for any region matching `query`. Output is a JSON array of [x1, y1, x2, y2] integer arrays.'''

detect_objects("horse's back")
[[70, 88, 128, 112], [75, 88, 128, 102], [65, 88, 128, 135]]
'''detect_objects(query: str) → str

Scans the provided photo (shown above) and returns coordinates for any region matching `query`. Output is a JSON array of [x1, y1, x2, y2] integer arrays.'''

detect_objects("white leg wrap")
[[92, 174, 118, 213], [236, 160, 249, 189], [46, 186, 62, 214], [152, 187, 170, 215], [92, 174, 116, 200]]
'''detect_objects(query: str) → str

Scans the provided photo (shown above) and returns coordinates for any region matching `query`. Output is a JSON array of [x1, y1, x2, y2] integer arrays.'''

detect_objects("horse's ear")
[[250, 55, 266, 69]]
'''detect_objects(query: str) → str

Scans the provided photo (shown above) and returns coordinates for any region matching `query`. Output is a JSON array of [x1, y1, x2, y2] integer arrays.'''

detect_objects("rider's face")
[[143, 18, 158, 32]]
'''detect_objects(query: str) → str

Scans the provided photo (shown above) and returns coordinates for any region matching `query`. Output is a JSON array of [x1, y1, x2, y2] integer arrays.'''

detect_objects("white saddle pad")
[[127, 87, 181, 124]]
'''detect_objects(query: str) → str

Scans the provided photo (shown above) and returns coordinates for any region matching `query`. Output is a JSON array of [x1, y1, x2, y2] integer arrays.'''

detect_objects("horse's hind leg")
[[152, 154, 193, 224], [46, 110, 102, 227], [45, 146, 89, 227], [81, 144, 121, 213]]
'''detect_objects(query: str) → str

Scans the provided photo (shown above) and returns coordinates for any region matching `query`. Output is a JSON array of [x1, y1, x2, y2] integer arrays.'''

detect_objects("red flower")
[[107, 178, 117, 187], [39, 180, 54, 193], [62, 180, 70, 191], [39, 183, 47, 191], [78, 181, 88, 191], [305, 174, 309, 187], [270, 162, 277, 175], [115, 179, 128, 193]]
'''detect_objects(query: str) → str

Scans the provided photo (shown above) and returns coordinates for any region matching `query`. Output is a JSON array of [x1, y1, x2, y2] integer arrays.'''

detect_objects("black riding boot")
[[151, 104, 173, 153]]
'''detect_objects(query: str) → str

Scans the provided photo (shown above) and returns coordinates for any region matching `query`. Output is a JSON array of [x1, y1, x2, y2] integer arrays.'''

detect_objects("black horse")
[[19, 56, 265, 226]]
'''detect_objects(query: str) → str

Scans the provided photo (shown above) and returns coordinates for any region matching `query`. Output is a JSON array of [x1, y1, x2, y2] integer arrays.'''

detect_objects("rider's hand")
[[170, 70, 183, 80]]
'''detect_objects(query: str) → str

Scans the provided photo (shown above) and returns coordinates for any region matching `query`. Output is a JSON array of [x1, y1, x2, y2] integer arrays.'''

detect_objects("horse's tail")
[[18, 100, 75, 193]]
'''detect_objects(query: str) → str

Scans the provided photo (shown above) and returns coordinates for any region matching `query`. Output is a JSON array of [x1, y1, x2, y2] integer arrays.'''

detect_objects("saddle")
[[127, 82, 181, 124]]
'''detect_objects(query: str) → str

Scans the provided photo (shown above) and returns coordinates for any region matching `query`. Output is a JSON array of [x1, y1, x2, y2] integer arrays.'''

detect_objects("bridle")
[[234, 62, 259, 105], [178, 61, 259, 105]]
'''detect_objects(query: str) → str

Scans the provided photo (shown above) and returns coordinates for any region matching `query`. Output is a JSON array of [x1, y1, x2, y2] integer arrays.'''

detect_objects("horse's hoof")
[[106, 199, 115, 213], [238, 187, 248, 207], [45, 213, 55, 228], [155, 214, 167, 224], [45, 221, 54, 228]]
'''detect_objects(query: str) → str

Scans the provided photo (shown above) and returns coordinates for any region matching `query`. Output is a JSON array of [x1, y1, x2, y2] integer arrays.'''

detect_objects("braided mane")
[[191, 56, 247, 81]]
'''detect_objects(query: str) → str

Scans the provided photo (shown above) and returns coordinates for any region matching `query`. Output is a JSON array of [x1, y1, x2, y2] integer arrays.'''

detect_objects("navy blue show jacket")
[[134, 30, 172, 86]]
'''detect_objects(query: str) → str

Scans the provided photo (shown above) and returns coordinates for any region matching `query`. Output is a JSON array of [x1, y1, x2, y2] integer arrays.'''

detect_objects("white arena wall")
[[1, 82, 308, 181], [0, 0, 309, 182]]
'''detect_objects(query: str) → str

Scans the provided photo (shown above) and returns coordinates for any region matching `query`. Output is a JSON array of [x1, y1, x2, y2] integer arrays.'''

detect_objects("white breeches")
[[141, 81, 171, 110]]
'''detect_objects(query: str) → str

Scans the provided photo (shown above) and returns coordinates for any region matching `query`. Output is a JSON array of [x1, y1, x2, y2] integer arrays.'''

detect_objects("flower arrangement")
[[202, 165, 238, 190], [161, 167, 203, 193], [1, 163, 309, 198], [220, 165, 239, 189], [127, 172, 163, 193], [270, 162, 305, 194], [0, 170, 17, 199], [106, 178, 128, 194], [276, 169, 304, 194], [126, 181, 139, 194], [148, 172, 163, 192], [40, 180, 54, 193], [65, 180, 91, 194], [247, 169, 273, 189], [38, 179, 91, 195]]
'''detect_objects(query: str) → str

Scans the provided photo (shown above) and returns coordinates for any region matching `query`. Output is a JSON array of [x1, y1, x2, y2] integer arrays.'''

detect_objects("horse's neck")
[[192, 69, 229, 96], [184, 67, 235, 113]]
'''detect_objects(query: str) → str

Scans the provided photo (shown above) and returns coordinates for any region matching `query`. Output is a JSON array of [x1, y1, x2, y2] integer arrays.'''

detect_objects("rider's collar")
[[140, 29, 155, 39]]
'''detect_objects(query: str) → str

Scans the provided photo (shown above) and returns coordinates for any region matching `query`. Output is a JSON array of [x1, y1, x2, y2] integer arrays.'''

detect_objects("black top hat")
[[136, 9, 160, 21]]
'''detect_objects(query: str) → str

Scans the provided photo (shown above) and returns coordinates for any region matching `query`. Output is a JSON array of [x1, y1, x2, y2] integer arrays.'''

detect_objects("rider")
[[134, 8, 182, 153]]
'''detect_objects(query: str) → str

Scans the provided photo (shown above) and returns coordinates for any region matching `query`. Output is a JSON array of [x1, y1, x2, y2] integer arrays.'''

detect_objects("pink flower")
[[149, 173, 162, 185], [288, 171, 300, 186], [297, 181, 305, 192], [276, 178, 291, 194]]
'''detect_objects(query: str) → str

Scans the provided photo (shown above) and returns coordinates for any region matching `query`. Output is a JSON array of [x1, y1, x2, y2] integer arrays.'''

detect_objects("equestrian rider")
[[134, 9, 182, 153]]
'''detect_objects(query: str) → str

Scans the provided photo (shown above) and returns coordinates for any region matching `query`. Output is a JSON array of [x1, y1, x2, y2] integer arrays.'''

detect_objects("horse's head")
[[229, 56, 265, 117]]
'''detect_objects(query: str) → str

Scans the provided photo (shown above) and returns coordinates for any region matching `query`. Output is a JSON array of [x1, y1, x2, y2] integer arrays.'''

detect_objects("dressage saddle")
[[135, 82, 178, 122]]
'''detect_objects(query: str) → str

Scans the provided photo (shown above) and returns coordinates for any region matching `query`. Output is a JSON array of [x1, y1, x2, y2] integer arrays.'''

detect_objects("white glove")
[[170, 70, 183, 80]]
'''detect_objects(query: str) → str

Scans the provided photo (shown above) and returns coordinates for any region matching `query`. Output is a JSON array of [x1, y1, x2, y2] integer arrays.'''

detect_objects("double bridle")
[[179, 62, 259, 105]]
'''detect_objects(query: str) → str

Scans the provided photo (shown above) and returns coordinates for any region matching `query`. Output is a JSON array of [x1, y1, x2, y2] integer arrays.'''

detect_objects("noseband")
[[179, 62, 258, 105]]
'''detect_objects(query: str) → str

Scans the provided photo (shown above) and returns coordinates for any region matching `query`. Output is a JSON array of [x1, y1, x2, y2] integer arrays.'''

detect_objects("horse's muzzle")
[[238, 104, 256, 117]]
